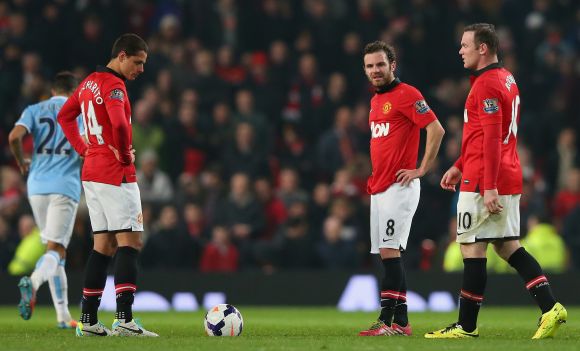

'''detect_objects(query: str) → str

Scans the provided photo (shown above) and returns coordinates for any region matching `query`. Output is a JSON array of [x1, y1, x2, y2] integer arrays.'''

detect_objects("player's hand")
[[18, 158, 31, 175], [440, 166, 462, 192], [484, 189, 503, 214], [395, 168, 424, 186], [129, 148, 136, 164], [108, 145, 136, 164]]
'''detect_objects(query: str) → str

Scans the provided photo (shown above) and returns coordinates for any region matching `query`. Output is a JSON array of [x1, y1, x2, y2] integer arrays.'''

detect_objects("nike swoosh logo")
[[118, 325, 143, 334], [83, 329, 108, 336], [382, 238, 392, 242]]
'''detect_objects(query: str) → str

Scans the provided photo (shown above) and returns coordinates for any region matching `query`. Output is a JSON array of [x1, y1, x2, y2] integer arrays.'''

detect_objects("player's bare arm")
[[396, 119, 445, 186], [8, 125, 31, 175]]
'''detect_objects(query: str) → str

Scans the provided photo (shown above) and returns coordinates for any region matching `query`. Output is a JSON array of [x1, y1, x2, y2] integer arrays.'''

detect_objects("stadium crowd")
[[0, 0, 579, 273]]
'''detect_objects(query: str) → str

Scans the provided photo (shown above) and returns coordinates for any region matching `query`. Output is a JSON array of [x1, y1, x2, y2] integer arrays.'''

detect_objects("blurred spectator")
[[317, 216, 358, 269], [171, 102, 207, 177], [205, 101, 234, 160], [331, 168, 360, 198], [215, 173, 265, 240], [182, 202, 207, 240], [551, 168, 580, 228], [309, 182, 332, 236], [214, 173, 263, 268], [199, 225, 239, 272], [191, 49, 229, 112], [136, 149, 174, 205], [562, 205, 580, 270], [140, 205, 198, 269], [546, 128, 578, 194], [254, 177, 287, 240], [221, 122, 270, 179], [8, 214, 43, 275], [232, 89, 270, 148], [0, 216, 17, 272], [131, 99, 165, 156], [274, 216, 317, 269], [275, 124, 315, 185], [215, 45, 246, 86], [316, 106, 357, 180], [276, 167, 309, 209], [282, 53, 324, 138], [522, 213, 566, 273]]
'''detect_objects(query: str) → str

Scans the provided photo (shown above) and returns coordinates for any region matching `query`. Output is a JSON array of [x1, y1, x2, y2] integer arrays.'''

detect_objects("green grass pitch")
[[0, 306, 577, 350]]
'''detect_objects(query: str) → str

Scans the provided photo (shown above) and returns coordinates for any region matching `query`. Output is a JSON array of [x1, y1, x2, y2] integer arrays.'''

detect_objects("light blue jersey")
[[16, 96, 84, 202]]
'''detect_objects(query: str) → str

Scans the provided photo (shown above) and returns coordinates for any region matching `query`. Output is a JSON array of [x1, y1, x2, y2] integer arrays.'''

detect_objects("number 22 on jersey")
[[81, 100, 104, 145]]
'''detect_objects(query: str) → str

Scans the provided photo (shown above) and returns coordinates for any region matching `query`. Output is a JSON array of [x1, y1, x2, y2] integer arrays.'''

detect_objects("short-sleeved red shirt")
[[457, 63, 522, 195], [58, 66, 136, 185], [367, 79, 438, 194]]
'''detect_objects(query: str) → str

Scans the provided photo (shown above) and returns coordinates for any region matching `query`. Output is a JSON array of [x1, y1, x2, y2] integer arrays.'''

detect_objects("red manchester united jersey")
[[58, 66, 136, 186], [455, 63, 522, 194], [367, 79, 437, 194]]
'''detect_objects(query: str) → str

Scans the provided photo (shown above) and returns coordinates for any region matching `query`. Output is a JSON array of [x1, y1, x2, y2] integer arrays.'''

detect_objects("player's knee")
[[493, 240, 521, 261], [128, 239, 143, 251]]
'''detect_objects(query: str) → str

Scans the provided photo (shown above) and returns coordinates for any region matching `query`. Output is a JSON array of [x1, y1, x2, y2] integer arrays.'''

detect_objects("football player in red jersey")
[[425, 23, 566, 340], [358, 41, 445, 336], [58, 33, 157, 337]]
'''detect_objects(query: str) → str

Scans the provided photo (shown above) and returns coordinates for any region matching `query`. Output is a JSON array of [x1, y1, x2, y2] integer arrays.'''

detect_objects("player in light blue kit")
[[9, 72, 83, 329]]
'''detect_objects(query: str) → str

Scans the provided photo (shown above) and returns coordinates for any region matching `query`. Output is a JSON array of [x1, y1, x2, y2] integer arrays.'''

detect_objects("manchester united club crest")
[[382, 102, 392, 114]]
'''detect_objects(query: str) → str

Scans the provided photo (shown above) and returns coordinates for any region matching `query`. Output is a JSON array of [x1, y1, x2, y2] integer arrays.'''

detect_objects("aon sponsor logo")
[[371, 121, 390, 138]]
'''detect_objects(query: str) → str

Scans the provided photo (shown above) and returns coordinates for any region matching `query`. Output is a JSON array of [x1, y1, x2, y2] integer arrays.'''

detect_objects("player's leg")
[[392, 262, 411, 335], [425, 241, 486, 338], [360, 181, 419, 336], [103, 182, 157, 337], [494, 239, 566, 339], [111, 231, 156, 336], [18, 195, 51, 320], [77, 234, 116, 336], [76, 181, 115, 337], [426, 191, 496, 338], [456, 242, 487, 332], [40, 194, 78, 328]]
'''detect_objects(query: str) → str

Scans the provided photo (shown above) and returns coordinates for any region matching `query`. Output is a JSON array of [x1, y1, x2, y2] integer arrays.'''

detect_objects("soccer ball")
[[204, 304, 244, 336]]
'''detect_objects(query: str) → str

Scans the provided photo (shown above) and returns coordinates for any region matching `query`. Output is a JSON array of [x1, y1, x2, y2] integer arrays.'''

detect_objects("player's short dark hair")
[[111, 33, 148, 58], [464, 23, 499, 55], [363, 41, 396, 64], [52, 71, 77, 94]]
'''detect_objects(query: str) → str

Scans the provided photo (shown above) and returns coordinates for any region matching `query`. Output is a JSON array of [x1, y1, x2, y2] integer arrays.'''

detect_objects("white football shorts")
[[29, 194, 78, 248], [370, 179, 420, 253], [82, 181, 144, 233], [455, 191, 521, 243]]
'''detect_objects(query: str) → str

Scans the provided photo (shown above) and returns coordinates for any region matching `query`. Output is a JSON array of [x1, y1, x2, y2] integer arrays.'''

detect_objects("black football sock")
[[508, 247, 556, 313], [458, 258, 487, 333], [393, 261, 408, 327], [114, 246, 139, 323], [379, 257, 403, 326], [81, 250, 112, 325]]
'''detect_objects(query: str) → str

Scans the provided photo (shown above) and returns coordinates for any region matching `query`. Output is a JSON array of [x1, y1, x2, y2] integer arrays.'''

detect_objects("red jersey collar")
[[96, 65, 126, 81], [375, 77, 401, 94], [471, 62, 503, 77]]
